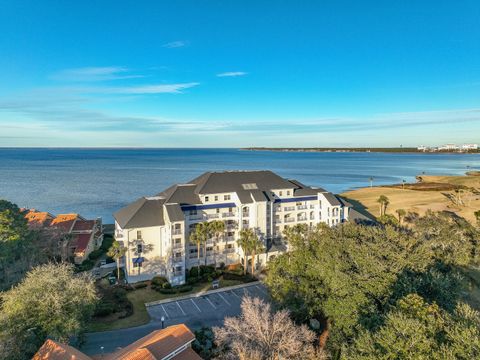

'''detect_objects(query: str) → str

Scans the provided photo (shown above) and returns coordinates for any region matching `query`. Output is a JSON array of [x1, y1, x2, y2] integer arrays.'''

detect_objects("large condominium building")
[[114, 170, 352, 285]]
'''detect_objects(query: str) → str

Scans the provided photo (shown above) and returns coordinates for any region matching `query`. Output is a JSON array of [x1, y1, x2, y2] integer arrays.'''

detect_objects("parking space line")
[[176, 301, 186, 316], [218, 292, 231, 306], [205, 296, 217, 309], [255, 285, 269, 296], [161, 304, 169, 318], [191, 298, 202, 312], [230, 290, 241, 299]]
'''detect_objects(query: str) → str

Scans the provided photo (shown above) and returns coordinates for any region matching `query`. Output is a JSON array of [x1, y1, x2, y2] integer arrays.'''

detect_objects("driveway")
[[81, 282, 270, 356]]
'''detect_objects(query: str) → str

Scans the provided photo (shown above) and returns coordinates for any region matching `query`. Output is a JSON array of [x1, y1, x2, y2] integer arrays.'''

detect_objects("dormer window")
[[224, 195, 231, 201], [205, 196, 209, 202], [279, 191, 283, 196], [287, 191, 290, 196], [214, 195, 218, 201]]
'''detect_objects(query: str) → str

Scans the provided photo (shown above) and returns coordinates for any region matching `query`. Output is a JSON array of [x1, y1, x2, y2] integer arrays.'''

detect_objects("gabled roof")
[[158, 184, 200, 205], [321, 192, 342, 206], [72, 220, 96, 232], [50, 214, 80, 233], [72, 233, 93, 254], [24, 210, 54, 227], [33, 339, 92, 360], [114, 197, 165, 229], [105, 324, 198, 360], [165, 203, 185, 222]]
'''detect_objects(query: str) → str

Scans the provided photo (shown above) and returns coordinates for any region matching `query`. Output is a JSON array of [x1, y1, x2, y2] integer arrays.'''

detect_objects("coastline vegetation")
[[242, 147, 480, 153]]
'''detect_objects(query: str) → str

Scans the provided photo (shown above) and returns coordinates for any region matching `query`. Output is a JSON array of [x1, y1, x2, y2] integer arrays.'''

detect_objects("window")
[[214, 195, 218, 201], [224, 194, 231, 201], [174, 238, 181, 244], [137, 244, 143, 254], [228, 207, 233, 212], [216, 208, 220, 214], [189, 209, 197, 216], [227, 231, 234, 237], [287, 191, 290, 196], [133, 261, 142, 268], [137, 230, 142, 240], [226, 244, 233, 249], [175, 266, 182, 273], [174, 252, 182, 258], [205, 196, 209, 202], [279, 191, 283, 196]]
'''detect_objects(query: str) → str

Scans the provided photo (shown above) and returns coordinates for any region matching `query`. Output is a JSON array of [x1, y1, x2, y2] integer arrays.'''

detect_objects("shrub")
[[162, 282, 172, 289], [200, 265, 215, 275], [157, 288, 177, 294], [112, 287, 127, 299], [94, 302, 116, 317], [151, 276, 168, 287], [189, 267, 200, 278], [223, 272, 256, 282], [134, 282, 148, 289], [88, 249, 103, 260], [100, 235, 114, 252], [77, 259, 95, 272], [178, 285, 193, 293]]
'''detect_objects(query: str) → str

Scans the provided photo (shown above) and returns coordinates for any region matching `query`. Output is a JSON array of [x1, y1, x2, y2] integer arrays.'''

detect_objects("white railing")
[[222, 212, 235, 218], [284, 206, 295, 211], [284, 218, 295, 223], [297, 217, 308, 221], [172, 229, 182, 235], [207, 214, 220, 219], [297, 205, 308, 210]]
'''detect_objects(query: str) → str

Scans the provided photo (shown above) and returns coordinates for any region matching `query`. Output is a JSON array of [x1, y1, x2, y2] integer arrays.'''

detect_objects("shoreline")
[[242, 147, 480, 154]]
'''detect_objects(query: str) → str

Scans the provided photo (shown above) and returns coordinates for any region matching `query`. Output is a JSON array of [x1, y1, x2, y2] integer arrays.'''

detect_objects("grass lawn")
[[341, 173, 480, 224], [87, 278, 246, 332]]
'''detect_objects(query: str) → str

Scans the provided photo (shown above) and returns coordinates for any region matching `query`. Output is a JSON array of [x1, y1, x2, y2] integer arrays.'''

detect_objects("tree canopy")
[[0, 263, 98, 359], [265, 212, 480, 355]]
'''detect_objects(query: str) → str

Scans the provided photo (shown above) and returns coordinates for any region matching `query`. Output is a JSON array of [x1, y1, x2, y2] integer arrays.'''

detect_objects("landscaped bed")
[[88, 264, 253, 332]]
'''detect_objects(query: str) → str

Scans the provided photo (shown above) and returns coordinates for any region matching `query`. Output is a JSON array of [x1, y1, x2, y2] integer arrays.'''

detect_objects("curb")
[[145, 281, 262, 307]]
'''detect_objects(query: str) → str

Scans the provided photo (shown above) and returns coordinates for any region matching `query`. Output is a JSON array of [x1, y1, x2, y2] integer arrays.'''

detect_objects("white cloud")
[[216, 71, 248, 77], [162, 40, 188, 48], [52, 66, 143, 82], [103, 82, 200, 94]]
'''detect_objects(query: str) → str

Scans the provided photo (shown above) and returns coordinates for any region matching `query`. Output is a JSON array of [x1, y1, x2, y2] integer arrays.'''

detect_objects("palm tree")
[[396, 208, 406, 224], [237, 228, 255, 275], [209, 220, 225, 267], [107, 240, 126, 282], [249, 236, 265, 275], [377, 195, 390, 216], [189, 222, 208, 275]]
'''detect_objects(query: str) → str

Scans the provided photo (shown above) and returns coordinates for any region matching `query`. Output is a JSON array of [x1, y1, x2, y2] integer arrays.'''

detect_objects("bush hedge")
[[156, 284, 193, 294], [88, 249, 103, 260]]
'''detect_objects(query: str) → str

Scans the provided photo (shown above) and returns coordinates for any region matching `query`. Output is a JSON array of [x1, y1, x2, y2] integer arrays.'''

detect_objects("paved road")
[[81, 283, 269, 356]]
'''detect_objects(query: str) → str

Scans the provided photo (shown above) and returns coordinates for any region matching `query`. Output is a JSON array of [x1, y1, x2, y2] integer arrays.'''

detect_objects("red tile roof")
[[105, 324, 197, 360], [72, 233, 93, 254], [50, 214, 79, 233], [33, 339, 92, 360], [24, 210, 54, 227], [72, 220, 96, 232]]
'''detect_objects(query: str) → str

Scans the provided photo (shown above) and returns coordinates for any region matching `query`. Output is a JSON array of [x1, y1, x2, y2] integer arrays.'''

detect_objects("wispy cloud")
[[106, 82, 199, 94], [216, 71, 248, 77], [52, 66, 144, 82], [162, 40, 188, 48]]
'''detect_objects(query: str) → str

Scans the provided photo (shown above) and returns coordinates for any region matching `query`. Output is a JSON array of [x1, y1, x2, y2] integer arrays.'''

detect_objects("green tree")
[[0, 263, 98, 359], [395, 208, 406, 224], [376, 195, 389, 216], [249, 236, 264, 275], [237, 228, 255, 275], [107, 240, 127, 282], [208, 220, 225, 266], [344, 294, 480, 359], [0, 200, 35, 289], [190, 222, 209, 274]]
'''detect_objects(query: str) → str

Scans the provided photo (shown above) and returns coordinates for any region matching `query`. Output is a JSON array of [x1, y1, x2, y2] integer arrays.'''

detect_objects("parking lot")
[[147, 282, 270, 329]]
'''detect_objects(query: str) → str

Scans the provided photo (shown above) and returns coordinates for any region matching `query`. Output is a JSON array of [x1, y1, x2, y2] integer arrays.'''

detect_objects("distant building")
[[24, 210, 103, 264], [438, 143, 459, 151], [33, 324, 201, 360], [114, 170, 353, 284], [417, 145, 429, 152], [462, 143, 479, 150]]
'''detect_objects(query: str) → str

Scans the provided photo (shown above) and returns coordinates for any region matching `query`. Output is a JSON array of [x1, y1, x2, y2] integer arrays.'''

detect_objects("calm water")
[[1, 148, 479, 223]]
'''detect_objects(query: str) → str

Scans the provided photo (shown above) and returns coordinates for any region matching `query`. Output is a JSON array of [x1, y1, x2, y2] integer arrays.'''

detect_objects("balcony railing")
[[173, 242, 183, 250], [284, 217, 295, 223], [310, 204, 315, 209], [173, 256, 183, 263], [173, 271, 183, 276], [242, 223, 249, 229], [284, 206, 295, 211], [297, 205, 308, 210], [310, 215, 315, 220], [222, 212, 235, 218], [224, 236, 235, 242], [297, 216, 308, 221], [207, 214, 220, 219], [224, 248, 236, 254], [172, 229, 182, 235], [242, 212, 250, 217], [188, 214, 203, 220]]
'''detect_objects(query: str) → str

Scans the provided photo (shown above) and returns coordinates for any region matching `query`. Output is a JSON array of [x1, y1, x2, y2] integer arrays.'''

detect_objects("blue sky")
[[1, 1, 479, 147]]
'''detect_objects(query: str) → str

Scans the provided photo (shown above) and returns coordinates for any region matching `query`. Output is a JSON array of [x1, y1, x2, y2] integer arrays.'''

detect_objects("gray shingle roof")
[[165, 203, 185, 222], [322, 192, 342, 206], [114, 197, 165, 228]]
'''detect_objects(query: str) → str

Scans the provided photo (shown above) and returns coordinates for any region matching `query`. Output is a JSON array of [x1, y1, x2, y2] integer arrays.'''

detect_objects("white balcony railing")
[[297, 216, 308, 221], [284, 218, 295, 223], [284, 206, 295, 211], [207, 214, 220, 219], [172, 229, 182, 235], [297, 205, 308, 210], [222, 212, 235, 218]]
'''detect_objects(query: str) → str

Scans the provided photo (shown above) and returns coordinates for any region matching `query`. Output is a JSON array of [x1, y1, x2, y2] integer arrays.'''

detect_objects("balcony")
[[172, 242, 183, 250], [297, 216, 308, 221], [284, 217, 295, 223], [224, 235, 235, 242], [242, 223, 249, 229], [188, 214, 203, 221], [297, 205, 308, 210], [284, 206, 295, 211], [173, 256, 183, 263], [222, 212, 236, 218], [310, 204, 315, 209], [173, 271, 183, 276], [224, 248, 236, 254], [274, 206, 282, 212], [207, 214, 220, 219], [172, 229, 182, 235]]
